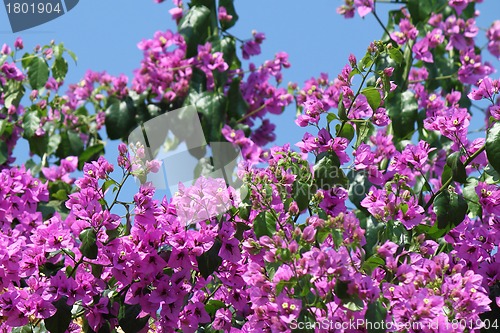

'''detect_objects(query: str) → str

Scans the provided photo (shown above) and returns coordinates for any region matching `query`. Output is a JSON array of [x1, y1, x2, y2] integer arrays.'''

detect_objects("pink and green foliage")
[[1, 0, 500, 332]]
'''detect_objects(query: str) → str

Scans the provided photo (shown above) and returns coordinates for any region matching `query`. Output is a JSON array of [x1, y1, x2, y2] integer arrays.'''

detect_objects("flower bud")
[[289, 201, 299, 215], [302, 225, 316, 243], [14, 37, 23, 50]]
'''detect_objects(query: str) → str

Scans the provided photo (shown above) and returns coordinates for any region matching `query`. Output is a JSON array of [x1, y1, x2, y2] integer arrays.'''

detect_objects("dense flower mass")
[[486, 20, 500, 59], [1, 0, 500, 332], [133, 30, 193, 102]]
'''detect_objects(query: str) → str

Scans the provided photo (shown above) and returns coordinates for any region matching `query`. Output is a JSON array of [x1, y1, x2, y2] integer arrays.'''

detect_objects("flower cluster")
[[133, 30, 193, 102], [487, 20, 500, 59], [1, 0, 500, 332]]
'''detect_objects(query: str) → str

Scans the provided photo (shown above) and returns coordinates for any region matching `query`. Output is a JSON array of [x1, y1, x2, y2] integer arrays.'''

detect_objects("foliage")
[[1, 0, 500, 332]]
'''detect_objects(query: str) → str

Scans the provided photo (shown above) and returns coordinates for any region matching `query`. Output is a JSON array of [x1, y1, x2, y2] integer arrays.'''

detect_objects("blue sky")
[[1, 0, 498, 200], [2, 1, 498, 148]]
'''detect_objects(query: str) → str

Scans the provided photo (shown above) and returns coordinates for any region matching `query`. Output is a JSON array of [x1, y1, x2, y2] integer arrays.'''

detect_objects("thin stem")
[[221, 31, 246, 44], [408, 74, 456, 84], [164, 64, 193, 72], [336, 61, 376, 137], [61, 249, 77, 263], [204, 283, 222, 304], [72, 310, 86, 319], [348, 64, 376, 119], [375, 0, 408, 3], [68, 258, 84, 278], [418, 169, 435, 196], [13, 53, 43, 63], [347, 247, 361, 273], [372, 9, 396, 44], [236, 103, 267, 123], [124, 205, 131, 236], [109, 173, 131, 211], [455, 133, 484, 178], [471, 103, 486, 113], [401, 39, 414, 91], [424, 144, 486, 211]]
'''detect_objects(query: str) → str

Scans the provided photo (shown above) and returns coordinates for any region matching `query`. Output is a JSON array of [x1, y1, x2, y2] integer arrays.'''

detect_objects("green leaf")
[[47, 133, 61, 155], [316, 229, 330, 244], [362, 255, 385, 275], [191, 91, 227, 142], [344, 298, 364, 311], [365, 299, 388, 333], [5, 80, 25, 108], [79, 228, 98, 259], [253, 211, 276, 238], [66, 49, 78, 64], [360, 215, 384, 257], [408, 0, 446, 24], [234, 221, 251, 241], [355, 121, 373, 148], [483, 164, 500, 184], [53, 43, 64, 59], [0, 120, 6, 137], [210, 36, 239, 83], [361, 87, 382, 111], [197, 239, 223, 279], [52, 57, 68, 81], [486, 122, 500, 175], [463, 178, 482, 218], [28, 57, 50, 90], [205, 300, 226, 316], [178, 5, 211, 58], [91, 263, 103, 278], [21, 52, 32, 68], [52, 189, 68, 201], [105, 97, 136, 141], [118, 303, 150, 333], [186, 67, 207, 95], [28, 135, 49, 157], [12, 326, 35, 333], [361, 52, 374, 71], [432, 189, 467, 236], [293, 309, 316, 333], [44, 298, 72, 333], [0, 54, 7, 66], [313, 151, 348, 190], [327, 112, 339, 123], [79, 144, 105, 169], [441, 164, 452, 185], [349, 67, 361, 80], [446, 151, 467, 183], [292, 181, 311, 212], [388, 47, 403, 65], [347, 170, 373, 212], [275, 280, 289, 296], [219, 0, 239, 29], [386, 91, 418, 139], [226, 78, 248, 120], [338, 93, 348, 121], [22, 111, 41, 138], [334, 280, 364, 311], [56, 130, 84, 159], [424, 49, 460, 92], [28, 157, 44, 176], [336, 122, 355, 142], [102, 179, 118, 194], [0, 141, 8, 165]]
